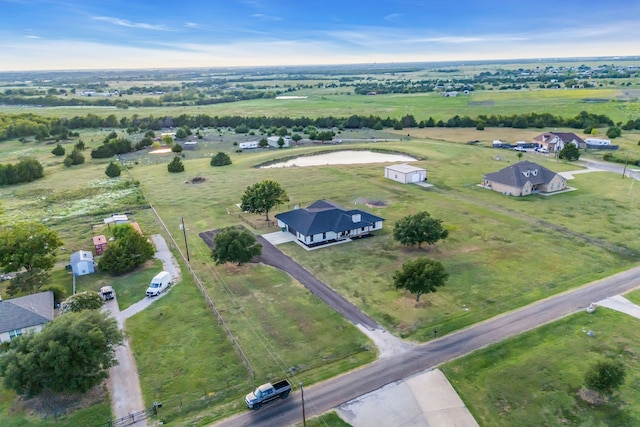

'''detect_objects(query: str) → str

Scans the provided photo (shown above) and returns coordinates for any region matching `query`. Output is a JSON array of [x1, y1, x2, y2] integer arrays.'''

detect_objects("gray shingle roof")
[[275, 200, 385, 236], [0, 291, 54, 334], [484, 160, 560, 187]]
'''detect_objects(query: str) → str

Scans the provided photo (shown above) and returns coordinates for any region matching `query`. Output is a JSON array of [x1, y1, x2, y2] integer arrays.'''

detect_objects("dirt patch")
[[577, 387, 608, 406], [355, 198, 389, 208], [185, 176, 207, 184], [468, 100, 494, 106], [15, 382, 107, 417]]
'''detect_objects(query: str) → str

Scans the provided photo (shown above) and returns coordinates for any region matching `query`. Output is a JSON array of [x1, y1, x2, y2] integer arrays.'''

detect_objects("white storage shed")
[[384, 164, 427, 184]]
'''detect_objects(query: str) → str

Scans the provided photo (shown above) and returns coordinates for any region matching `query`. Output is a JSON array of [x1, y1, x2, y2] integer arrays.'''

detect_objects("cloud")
[[184, 22, 199, 29], [251, 13, 281, 21], [92, 16, 168, 31], [24, 35, 40, 39], [384, 13, 402, 23]]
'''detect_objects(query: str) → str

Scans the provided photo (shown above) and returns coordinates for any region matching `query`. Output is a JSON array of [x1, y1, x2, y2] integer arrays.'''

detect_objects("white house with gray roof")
[[0, 291, 54, 343], [483, 160, 566, 197], [275, 200, 384, 247]]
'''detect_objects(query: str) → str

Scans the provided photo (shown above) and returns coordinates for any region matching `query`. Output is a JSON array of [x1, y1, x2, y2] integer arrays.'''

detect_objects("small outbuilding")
[[93, 235, 107, 255], [70, 250, 95, 276], [267, 136, 290, 148], [384, 164, 427, 184]]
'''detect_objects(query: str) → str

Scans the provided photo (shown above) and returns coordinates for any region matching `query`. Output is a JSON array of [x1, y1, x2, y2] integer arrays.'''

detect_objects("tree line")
[[1, 110, 630, 143], [0, 158, 44, 186]]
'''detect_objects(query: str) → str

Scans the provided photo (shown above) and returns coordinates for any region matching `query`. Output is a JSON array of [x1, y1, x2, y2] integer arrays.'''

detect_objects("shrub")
[[167, 156, 185, 173], [51, 144, 65, 156], [211, 152, 232, 166]]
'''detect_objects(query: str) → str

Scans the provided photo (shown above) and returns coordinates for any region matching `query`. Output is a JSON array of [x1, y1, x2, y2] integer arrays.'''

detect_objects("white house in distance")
[[239, 141, 259, 149], [70, 250, 95, 276], [0, 291, 54, 343], [384, 164, 427, 184]]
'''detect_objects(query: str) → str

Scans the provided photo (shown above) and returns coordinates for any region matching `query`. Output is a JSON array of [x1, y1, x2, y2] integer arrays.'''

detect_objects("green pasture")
[[2, 86, 639, 122], [442, 308, 640, 426], [126, 140, 638, 342]]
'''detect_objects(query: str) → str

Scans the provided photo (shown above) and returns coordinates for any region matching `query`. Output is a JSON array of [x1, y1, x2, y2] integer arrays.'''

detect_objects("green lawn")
[[442, 308, 640, 426]]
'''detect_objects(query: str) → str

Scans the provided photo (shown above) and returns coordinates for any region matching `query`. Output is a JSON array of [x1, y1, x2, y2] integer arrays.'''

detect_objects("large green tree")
[[6, 269, 50, 297], [0, 222, 63, 272], [211, 152, 232, 166], [393, 211, 449, 248], [211, 226, 262, 265], [98, 225, 155, 275], [167, 156, 185, 173], [105, 161, 121, 178], [240, 180, 289, 221], [393, 257, 448, 302], [0, 310, 124, 396]]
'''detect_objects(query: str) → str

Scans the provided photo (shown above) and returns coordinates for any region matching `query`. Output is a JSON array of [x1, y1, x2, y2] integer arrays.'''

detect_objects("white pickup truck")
[[245, 379, 292, 410]]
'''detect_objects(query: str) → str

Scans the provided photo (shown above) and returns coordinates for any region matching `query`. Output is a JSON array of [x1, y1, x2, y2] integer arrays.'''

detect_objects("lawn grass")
[[441, 309, 640, 426], [298, 411, 352, 427]]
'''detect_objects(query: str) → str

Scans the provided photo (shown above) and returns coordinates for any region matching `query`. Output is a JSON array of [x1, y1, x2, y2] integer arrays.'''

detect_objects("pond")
[[261, 150, 417, 168]]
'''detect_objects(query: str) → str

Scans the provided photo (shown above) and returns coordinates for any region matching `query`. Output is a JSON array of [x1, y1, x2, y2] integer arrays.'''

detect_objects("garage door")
[[411, 173, 421, 182]]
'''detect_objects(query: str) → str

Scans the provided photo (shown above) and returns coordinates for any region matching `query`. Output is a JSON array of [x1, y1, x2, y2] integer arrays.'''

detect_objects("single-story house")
[[0, 291, 54, 343], [384, 164, 427, 184], [275, 200, 385, 247], [532, 132, 586, 152], [267, 136, 291, 148], [104, 214, 128, 226], [93, 235, 107, 255], [70, 250, 95, 276], [482, 160, 567, 196]]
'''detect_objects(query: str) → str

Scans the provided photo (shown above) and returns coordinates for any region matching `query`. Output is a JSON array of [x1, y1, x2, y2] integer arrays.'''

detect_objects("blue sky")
[[1, 0, 639, 71]]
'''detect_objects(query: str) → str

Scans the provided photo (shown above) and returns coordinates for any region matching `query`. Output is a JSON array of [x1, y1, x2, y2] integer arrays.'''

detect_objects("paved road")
[[212, 265, 640, 426]]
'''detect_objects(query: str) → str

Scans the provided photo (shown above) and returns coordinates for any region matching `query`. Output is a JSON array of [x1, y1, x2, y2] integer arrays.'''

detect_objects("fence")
[[237, 213, 276, 229], [147, 204, 255, 379], [95, 404, 160, 427]]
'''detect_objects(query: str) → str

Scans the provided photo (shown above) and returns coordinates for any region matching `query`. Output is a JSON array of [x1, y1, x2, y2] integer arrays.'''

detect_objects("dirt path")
[[106, 234, 181, 426]]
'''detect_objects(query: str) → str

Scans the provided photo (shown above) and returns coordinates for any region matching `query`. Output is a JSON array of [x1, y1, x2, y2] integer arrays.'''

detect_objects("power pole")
[[181, 217, 190, 261], [300, 382, 307, 427]]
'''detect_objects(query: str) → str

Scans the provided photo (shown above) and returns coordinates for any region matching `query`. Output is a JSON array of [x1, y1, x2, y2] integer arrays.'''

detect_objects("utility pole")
[[180, 217, 190, 261], [300, 382, 307, 427], [622, 152, 629, 179]]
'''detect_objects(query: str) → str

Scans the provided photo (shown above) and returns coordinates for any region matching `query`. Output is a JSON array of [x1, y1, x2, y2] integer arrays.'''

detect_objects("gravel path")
[[106, 234, 181, 425]]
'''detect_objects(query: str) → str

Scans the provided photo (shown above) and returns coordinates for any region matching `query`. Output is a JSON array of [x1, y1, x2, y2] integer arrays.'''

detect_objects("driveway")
[[106, 234, 180, 426]]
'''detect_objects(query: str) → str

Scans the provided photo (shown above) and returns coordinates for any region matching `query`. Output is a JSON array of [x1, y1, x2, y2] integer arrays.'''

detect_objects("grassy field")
[[442, 308, 640, 426], [2, 86, 639, 122], [1, 75, 640, 425]]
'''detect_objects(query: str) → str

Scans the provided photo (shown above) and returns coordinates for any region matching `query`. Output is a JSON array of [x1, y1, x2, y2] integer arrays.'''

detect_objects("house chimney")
[[351, 214, 361, 223]]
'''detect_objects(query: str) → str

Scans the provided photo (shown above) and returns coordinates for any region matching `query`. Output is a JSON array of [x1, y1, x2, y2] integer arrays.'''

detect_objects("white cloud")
[[384, 13, 402, 23], [251, 13, 281, 21], [92, 16, 168, 31]]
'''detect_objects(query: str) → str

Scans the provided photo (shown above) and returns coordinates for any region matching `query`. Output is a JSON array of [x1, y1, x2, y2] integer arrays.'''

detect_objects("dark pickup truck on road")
[[245, 379, 292, 410]]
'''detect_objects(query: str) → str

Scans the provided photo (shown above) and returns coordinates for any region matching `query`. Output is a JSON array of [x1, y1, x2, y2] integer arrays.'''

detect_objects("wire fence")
[[148, 203, 256, 379]]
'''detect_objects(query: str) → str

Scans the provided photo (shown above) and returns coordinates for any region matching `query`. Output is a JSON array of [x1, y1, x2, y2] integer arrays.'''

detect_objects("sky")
[[1, 0, 639, 71]]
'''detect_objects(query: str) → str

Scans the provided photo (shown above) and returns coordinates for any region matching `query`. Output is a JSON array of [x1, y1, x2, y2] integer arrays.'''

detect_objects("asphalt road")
[[212, 265, 640, 427]]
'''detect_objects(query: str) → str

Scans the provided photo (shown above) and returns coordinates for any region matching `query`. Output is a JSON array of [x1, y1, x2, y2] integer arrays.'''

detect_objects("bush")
[[63, 149, 85, 167], [172, 143, 183, 153], [211, 152, 232, 166], [105, 161, 121, 177], [51, 144, 65, 156], [167, 156, 185, 173]]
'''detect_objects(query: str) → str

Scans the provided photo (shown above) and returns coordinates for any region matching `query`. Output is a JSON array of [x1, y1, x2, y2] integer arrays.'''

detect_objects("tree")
[[51, 144, 65, 156], [105, 161, 121, 178], [559, 143, 581, 161], [0, 222, 63, 273], [292, 133, 302, 143], [60, 291, 103, 313], [6, 269, 50, 297], [585, 359, 626, 395], [211, 152, 232, 166], [240, 180, 289, 221], [393, 211, 449, 248], [162, 135, 174, 146], [258, 138, 268, 148], [211, 226, 262, 265], [0, 310, 124, 395], [97, 225, 155, 275], [393, 257, 448, 302], [167, 156, 185, 173], [277, 136, 285, 148], [64, 149, 85, 167], [175, 128, 188, 139], [606, 126, 622, 139], [172, 143, 183, 153]]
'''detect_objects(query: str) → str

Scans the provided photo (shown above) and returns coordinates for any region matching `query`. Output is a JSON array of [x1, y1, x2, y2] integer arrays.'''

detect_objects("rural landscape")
[[1, 57, 640, 427]]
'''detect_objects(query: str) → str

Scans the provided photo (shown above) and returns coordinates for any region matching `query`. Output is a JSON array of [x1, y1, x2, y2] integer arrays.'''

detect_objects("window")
[[361, 227, 365, 231], [309, 235, 314, 243], [9, 329, 22, 340]]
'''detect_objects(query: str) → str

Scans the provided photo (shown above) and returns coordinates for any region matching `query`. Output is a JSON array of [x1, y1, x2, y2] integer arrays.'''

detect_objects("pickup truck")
[[245, 379, 292, 410]]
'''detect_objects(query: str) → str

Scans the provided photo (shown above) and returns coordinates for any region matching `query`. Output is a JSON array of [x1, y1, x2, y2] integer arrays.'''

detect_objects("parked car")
[[100, 286, 115, 301], [536, 147, 549, 153], [513, 146, 527, 152]]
